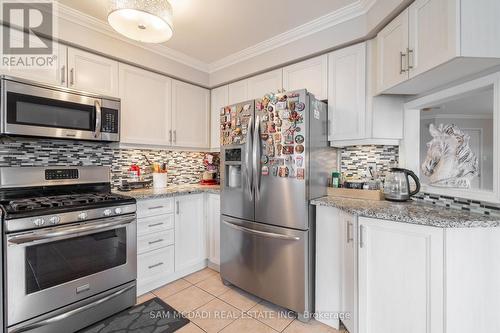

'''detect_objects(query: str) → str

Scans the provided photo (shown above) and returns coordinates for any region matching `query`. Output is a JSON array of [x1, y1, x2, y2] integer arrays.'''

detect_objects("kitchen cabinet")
[[228, 80, 249, 105], [119, 64, 172, 146], [210, 86, 229, 150], [174, 194, 206, 273], [247, 69, 283, 100], [328, 42, 366, 141], [358, 217, 444, 333], [67, 47, 119, 97], [283, 55, 328, 100], [341, 211, 358, 333], [376, 0, 500, 94], [206, 193, 221, 269], [171, 80, 210, 148]]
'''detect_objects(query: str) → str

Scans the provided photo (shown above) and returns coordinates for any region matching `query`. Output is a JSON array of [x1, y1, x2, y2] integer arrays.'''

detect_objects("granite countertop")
[[311, 196, 500, 228], [113, 184, 220, 200]]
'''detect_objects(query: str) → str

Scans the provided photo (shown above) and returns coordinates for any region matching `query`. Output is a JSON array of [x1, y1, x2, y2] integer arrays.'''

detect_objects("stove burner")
[[5, 193, 127, 213]]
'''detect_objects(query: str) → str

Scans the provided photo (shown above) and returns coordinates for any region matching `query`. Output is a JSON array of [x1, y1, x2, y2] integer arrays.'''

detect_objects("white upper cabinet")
[[377, 0, 500, 94], [328, 43, 366, 141], [376, 8, 409, 93], [247, 69, 283, 100], [119, 64, 172, 145], [228, 80, 249, 105], [283, 55, 328, 100], [67, 47, 119, 97], [210, 85, 229, 150], [171, 80, 210, 148]]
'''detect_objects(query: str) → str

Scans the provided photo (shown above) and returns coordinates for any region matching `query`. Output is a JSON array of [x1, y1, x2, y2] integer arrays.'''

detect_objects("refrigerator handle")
[[253, 115, 261, 200], [245, 115, 254, 200]]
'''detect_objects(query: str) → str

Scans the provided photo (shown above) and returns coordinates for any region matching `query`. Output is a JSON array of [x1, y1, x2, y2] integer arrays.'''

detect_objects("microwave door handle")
[[7, 216, 135, 246], [245, 115, 253, 200], [94, 100, 102, 139]]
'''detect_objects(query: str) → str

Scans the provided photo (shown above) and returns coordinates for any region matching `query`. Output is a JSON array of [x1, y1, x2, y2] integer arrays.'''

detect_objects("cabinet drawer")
[[138, 246, 174, 282], [137, 214, 174, 235], [137, 198, 174, 218], [138, 230, 174, 254]]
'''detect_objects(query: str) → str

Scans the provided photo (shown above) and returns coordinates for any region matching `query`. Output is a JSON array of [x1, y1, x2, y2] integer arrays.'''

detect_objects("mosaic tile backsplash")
[[0, 137, 213, 187], [340, 145, 399, 180]]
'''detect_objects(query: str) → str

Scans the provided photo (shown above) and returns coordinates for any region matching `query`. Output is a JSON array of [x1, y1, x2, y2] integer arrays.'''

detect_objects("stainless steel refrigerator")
[[220, 89, 332, 320]]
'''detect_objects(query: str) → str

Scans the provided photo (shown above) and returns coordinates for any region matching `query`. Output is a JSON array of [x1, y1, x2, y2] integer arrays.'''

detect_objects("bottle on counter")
[[332, 172, 341, 188]]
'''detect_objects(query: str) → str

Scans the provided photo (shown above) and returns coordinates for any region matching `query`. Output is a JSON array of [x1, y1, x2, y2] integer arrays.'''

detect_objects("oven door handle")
[[9, 283, 135, 333], [7, 216, 135, 246]]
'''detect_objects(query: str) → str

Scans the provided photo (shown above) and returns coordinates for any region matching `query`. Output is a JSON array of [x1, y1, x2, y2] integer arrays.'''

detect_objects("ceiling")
[[425, 88, 494, 116], [58, 0, 357, 64]]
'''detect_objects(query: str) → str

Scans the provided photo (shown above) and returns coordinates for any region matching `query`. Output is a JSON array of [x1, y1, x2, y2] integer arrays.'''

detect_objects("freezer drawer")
[[220, 216, 312, 315]]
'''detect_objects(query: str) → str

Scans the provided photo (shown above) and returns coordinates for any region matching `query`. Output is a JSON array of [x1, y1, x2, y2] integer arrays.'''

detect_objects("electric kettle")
[[383, 168, 421, 201]]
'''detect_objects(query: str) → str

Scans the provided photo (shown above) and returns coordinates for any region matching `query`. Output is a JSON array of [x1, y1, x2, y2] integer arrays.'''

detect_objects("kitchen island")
[[313, 196, 500, 333]]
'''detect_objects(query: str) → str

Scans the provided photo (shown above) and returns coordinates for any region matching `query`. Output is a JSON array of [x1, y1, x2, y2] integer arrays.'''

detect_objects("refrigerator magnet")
[[282, 145, 294, 155], [279, 166, 289, 178], [272, 166, 278, 176], [295, 102, 305, 112], [288, 101, 295, 111], [261, 133, 269, 140], [295, 145, 304, 154], [261, 155, 269, 164], [296, 156, 304, 167], [297, 168, 305, 180], [295, 135, 304, 144], [261, 166, 269, 176], [276, 101, 286, 110]]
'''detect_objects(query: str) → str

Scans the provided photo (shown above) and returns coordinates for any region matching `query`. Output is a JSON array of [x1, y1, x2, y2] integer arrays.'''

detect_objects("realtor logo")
[[0, 0, 58, 69]]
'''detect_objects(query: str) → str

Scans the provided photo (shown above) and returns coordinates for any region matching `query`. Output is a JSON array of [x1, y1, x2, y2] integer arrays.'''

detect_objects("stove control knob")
[[103, 209, 112, 216], [114, 207, 122, 214], [49, 216, 60, 225], [78, 212, 88, 220], [32, 218, 45, 226]]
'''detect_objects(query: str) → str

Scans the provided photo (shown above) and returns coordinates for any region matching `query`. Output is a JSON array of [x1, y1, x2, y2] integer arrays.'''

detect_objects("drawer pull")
[[148, 239, 164, 245], [148, 222, 164, 227], [148, 206, 164, 210], [148, 262, 164, 269]]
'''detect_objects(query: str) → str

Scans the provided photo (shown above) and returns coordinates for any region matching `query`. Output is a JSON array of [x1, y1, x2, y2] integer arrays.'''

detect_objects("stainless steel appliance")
[[1, 76, 120, 141], [383, 167, 421, 201], [0, 166, 137, 333], [220, 90, 332, 321]]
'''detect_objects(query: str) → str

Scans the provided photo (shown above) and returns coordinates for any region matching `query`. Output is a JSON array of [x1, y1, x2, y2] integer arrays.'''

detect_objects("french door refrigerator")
[[220, 89, 331, 320]]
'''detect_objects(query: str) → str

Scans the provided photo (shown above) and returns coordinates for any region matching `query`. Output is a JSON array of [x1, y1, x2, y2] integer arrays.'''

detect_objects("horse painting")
[[421, 123, 479, 188]]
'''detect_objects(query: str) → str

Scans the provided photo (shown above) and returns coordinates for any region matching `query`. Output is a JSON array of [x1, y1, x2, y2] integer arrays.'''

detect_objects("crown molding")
[[56, 0, 377, 76], [207, 0, 375, 73], [55, 4, 210, 72]]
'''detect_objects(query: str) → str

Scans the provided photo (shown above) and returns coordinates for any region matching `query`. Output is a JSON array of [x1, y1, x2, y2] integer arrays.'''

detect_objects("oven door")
[[1, 79, 103, 141], [6, 214, 137, 327]]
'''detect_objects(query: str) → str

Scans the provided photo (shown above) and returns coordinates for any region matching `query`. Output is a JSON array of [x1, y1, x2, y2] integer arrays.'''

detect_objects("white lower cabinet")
[[136, 193, 219, 295]]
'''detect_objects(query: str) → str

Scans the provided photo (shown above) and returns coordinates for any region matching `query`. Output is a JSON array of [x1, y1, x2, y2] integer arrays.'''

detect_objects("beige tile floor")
[[137, 268, 346, 333]]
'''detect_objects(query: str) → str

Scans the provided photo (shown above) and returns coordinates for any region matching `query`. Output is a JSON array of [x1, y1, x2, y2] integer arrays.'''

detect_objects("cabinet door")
[[210, 86, 228, 149], [207, 194, 221, 266], [283, 55, 328, 100], [341, 212, 358, 333], [119, 64, 172, 145], [171, 80, 210, 148], [174, 194, 206, 272], [408, 0, 457, 78], [358, 218, 444, 333], [376, 9, 409, 93], [0, 30, 67, 87], [328, 43, 366, 141], [228, 80, 249, 105], [67, 47, 119, 97], [247, 69, 283, 100]]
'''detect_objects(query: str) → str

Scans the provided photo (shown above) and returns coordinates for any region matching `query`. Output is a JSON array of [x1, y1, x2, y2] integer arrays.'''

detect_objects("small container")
[[153, 173, 168, 189], [332, 172, 341, 188]]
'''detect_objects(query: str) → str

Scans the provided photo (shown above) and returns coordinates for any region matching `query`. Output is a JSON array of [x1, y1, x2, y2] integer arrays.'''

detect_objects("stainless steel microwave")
[[0, 76, 120, 142]]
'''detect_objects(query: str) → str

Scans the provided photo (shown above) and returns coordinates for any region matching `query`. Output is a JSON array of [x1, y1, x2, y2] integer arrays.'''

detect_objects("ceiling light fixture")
[[108, 0, 173, 43]]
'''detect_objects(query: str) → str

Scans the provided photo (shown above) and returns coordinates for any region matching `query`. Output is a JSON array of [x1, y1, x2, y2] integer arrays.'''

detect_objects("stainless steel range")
[[0, 166, 137, 333]]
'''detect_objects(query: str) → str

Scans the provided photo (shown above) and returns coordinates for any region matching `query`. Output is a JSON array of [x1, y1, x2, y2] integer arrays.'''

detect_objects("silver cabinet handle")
[[400, 51, 407, 74], [70, 68, 75, 85], [244, 115, 254, 200], [359, 225, 365, 248], [94, 100, 101, 139], [9, 284, 135, 333], [147, 222, 164, 228], [253, 115, 261, 200], [148, 205, 164, 210], [346, 221, 353, 243], [169, 130, 172, 144], [223, 220, 300, 241], [176, 201, 180, 215], [148, 239, 164, 245], [148, 262, 164, 269], [173, 130, 177, 144], [407, 48, 414, 70], [60, 65, 66, 85]]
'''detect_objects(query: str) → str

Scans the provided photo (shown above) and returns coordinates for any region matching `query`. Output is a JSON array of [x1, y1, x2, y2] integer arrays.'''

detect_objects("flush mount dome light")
[[108, 0, 173, 43]]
